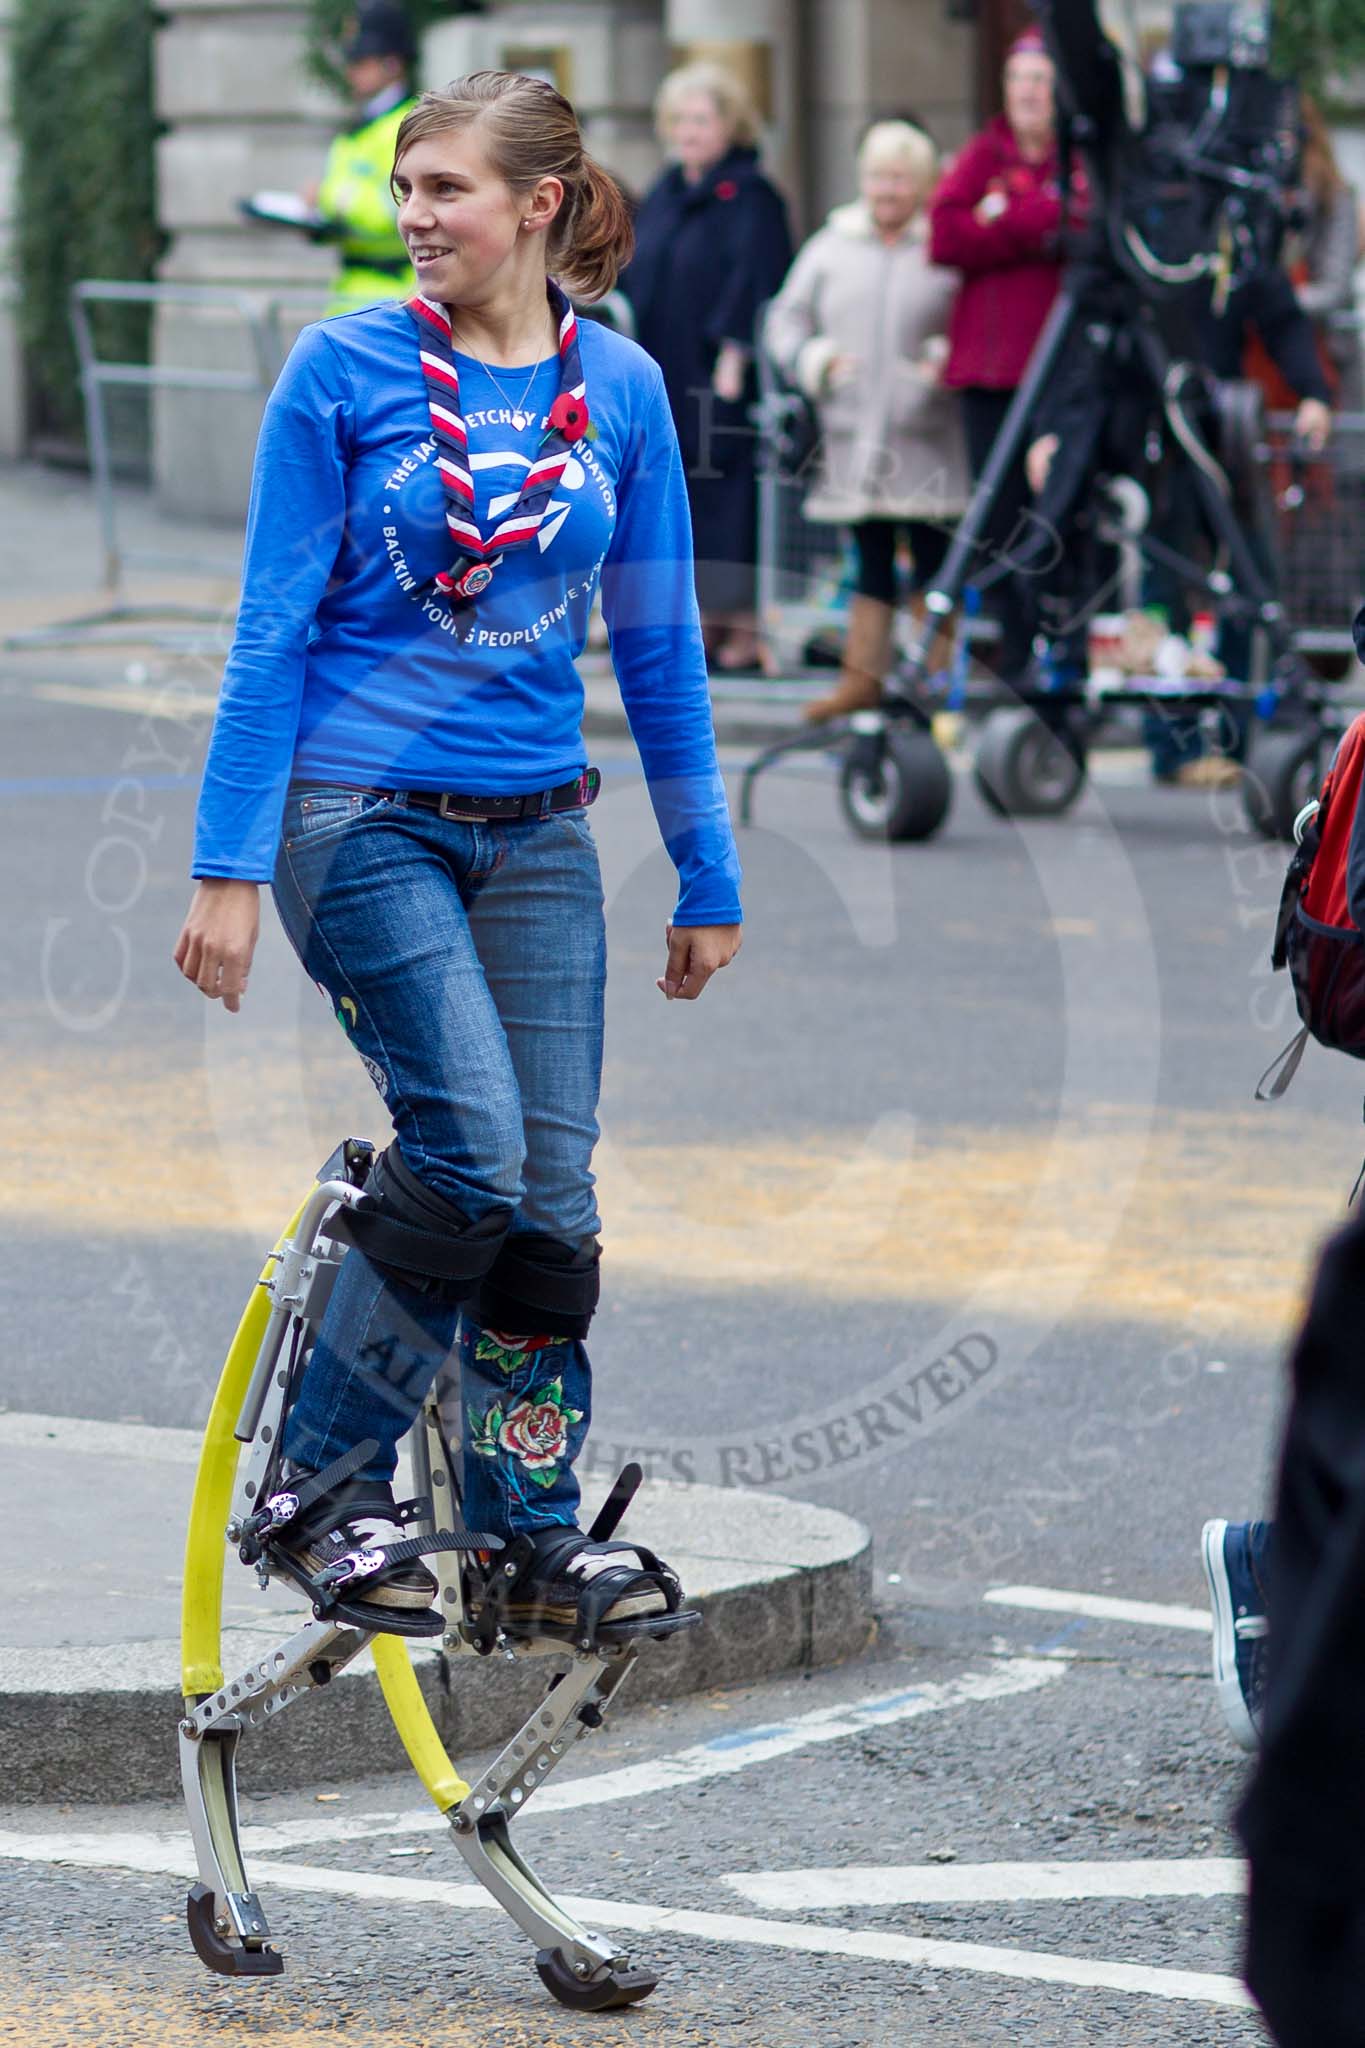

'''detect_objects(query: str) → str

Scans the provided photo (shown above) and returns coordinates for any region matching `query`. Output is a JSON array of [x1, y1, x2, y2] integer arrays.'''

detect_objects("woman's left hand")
[[712, 342, 748, 404], [657, 923, 743, 1000], [1294, 397, 1332, 453]]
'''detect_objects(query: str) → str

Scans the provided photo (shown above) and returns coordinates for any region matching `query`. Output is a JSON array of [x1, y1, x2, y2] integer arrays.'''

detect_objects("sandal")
[[241, 1440, 497, 1638], [505, 1526, 683, 1639]]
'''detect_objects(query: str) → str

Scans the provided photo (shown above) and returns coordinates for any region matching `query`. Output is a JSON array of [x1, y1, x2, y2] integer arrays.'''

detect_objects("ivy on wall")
[[12, 0, 163, 450], [1273, 1, 1365, 96]]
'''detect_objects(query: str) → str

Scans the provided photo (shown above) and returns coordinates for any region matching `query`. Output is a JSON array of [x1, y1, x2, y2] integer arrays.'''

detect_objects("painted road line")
[[0, 1411, 202, 1465], [0, 771, 196, 798], [232, 1656, 1065, 1851], [0, 1661, 1063, 1869], [0, 1831, 200, 1880], [261, 1867, 1253, 2010], [32, 681, 222, 718], [984, 1586, 1213, 1633], [723, 1857, 1245, 1912], [0, 1837, 1249, 2009]]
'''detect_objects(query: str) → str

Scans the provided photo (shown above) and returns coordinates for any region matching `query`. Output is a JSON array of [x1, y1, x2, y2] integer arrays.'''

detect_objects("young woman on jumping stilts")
[[173, 71, 742, 1638]]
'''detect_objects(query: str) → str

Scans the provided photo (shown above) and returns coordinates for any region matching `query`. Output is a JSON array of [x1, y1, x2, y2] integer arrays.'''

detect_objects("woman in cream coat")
[[766, 121, 968, 721]]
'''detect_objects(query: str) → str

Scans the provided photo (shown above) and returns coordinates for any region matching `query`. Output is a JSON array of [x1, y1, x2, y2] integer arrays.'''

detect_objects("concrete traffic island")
[[0, 1412, 872, 1803]]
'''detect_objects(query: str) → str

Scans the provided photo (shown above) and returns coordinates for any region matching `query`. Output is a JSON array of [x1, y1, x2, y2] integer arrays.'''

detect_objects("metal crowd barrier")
[[755, 313, 1365, 678], [1259, 407, 1365, 658], [4, 280, 324, 652], [8, 281, 361, 652], [754, 344, 851, 672], [753, 342, 995, 675], [4, 277, 637, 656]]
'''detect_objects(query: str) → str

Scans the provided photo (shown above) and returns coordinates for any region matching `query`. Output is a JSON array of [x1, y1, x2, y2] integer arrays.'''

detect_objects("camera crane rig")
[[742, 0, 1329, 842]]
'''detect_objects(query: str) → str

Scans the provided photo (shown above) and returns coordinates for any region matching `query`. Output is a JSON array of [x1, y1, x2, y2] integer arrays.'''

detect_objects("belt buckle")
[[437, 792, 486, 822]]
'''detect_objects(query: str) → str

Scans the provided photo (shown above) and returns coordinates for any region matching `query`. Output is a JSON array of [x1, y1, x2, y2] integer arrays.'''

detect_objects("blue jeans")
[[271, 786, 605, 1535]]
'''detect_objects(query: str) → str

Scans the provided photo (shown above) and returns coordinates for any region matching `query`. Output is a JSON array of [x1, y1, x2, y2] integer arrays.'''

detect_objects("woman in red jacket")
[[929, 30, 1079, 681]]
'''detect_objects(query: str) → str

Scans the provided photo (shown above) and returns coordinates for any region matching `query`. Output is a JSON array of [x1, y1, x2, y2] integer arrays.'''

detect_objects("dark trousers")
[[960, 385, 1037, 679], [850, 518, 952, 604], [1240, 1207, 1365, 2047]]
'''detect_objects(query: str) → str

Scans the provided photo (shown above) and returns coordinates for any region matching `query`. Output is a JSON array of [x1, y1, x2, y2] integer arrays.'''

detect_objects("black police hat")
[[343, 2, 417, 63]]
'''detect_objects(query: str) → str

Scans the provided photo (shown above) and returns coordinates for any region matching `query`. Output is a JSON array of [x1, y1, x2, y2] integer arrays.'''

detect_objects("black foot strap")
[[588, 1460, 643, 1542], [312, 1527, 491, 1592], [240, 1438, 385, 1555], [491, 1519, 685, 1651]]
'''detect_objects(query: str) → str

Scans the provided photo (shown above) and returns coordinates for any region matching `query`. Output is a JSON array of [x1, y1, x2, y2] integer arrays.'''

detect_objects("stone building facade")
[[151, 0, 977, 514], [2, 3, 1359, 500], [0, 0, 20, 459]]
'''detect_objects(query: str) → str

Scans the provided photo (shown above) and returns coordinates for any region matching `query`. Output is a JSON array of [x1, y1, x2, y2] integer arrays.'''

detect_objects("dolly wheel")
[[838, 728, 952, 842], [535, 1947, 660, 2010], [973, 707, 1086, 819], [1242, 727, 1323, 842]]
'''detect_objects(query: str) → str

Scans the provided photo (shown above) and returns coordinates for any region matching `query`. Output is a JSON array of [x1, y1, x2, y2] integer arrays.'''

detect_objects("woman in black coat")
[[620, 61, 792, 672]]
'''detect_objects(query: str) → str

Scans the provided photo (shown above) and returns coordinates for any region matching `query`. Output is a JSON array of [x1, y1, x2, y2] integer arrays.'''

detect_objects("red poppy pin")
[[548, 393, 591, 441], [715, 179, 738, 201]]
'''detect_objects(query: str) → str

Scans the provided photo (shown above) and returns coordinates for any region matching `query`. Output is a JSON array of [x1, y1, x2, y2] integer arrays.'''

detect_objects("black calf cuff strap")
[[329, 1143, 510, 1293], [331, 1203, 503, 1286], [474, 1233, 601, 1338]]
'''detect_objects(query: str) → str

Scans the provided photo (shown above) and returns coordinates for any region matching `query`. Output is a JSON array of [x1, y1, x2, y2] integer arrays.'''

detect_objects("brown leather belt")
[[369, 768, 600, 823]]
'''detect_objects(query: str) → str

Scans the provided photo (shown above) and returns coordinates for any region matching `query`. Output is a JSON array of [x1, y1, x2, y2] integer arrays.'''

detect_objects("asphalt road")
[[5, 647, 1360, 2041], [2, 1613, 1257, 2045]]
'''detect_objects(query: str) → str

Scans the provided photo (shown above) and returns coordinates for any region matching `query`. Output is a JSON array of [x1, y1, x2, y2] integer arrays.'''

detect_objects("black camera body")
[[1169, 1, 1270, 71], [1041, 0, 1299, 300]]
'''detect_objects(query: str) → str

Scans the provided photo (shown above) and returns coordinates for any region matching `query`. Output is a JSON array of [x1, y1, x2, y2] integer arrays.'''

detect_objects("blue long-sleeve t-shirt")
[[192, 301, 742, 926]]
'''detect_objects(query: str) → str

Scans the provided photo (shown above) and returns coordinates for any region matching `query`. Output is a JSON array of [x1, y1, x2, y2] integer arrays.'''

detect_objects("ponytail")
[[553, 155, 634, 300]]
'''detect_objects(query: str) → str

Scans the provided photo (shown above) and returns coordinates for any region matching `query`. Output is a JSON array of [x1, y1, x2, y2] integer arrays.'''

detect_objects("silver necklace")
[[449, 326, 546, 432]]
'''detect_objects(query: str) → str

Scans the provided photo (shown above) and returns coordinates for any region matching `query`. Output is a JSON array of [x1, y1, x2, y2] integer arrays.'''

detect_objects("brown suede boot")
[[802, 595, 896, 723]]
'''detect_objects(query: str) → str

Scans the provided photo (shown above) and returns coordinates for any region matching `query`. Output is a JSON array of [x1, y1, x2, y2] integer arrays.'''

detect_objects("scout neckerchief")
[[408, 280, 590, 605]]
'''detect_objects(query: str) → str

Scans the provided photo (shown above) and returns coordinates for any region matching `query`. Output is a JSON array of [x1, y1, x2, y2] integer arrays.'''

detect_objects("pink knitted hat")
[[1007, 27, 1049, 58]]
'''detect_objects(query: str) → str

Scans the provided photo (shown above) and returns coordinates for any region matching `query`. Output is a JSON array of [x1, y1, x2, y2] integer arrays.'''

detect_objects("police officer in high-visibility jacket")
[[314, 2, 419, 314]]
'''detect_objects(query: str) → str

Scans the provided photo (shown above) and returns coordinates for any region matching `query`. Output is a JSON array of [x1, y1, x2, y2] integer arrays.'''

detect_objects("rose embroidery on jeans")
[[500, 1395, 570, 1467], [474, 1330, 569, 1376], [468, 1378, 584, 1487]]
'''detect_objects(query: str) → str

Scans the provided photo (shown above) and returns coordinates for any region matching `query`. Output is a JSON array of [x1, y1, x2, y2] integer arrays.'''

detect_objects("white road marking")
[[0, 1837, 1250, 2008], [251, 1865, 1254, 2007], [32, 681, 221, 717], [723, 1857, 1246, 1911], [0, 1832, 199, 1880], [0, 1659, 1065, 1866], [0, 1657, 1249, 2011], [985, 1586, 1213, 1633], [0, 1410, 202, 1464], [499, 1658, 1065, 1818]]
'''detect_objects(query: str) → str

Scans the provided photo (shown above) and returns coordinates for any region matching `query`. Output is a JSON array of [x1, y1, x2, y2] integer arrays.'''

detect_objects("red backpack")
[[1262, 715, 1365, 1099]]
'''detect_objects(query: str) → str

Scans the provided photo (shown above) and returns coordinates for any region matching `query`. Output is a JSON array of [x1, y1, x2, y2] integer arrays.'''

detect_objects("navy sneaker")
[[1200, 1518, 1271, 1749]]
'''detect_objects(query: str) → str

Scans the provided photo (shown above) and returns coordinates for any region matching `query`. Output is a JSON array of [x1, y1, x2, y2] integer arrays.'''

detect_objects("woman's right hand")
[[1026, 432, 1060, 496], [712, 341, 748, 403], [173, 879, 261, 1013]]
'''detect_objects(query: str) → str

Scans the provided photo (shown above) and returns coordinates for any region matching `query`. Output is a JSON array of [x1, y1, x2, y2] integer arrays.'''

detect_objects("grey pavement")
[[0, 1408, 871, 1803]]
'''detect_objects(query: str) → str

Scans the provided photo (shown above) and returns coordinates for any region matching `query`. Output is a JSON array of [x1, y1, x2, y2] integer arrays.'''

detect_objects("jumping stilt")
[[179, 1141, 698, 2007]]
